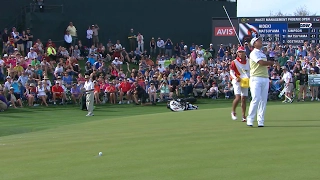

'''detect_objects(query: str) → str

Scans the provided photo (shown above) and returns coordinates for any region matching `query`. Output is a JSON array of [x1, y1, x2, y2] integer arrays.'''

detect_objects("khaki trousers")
[[86, 92, 94, 114]]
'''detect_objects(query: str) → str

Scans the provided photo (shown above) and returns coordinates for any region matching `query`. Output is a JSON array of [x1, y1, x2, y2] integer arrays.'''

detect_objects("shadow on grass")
[[266, 125, 320, 128]]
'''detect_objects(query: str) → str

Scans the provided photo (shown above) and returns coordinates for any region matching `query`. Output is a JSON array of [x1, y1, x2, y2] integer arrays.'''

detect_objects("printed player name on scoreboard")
[[258, 29, 280, 33], [287, 34, 309, 38], [286, 40, 305, 44], [288, 29, 303, 33]]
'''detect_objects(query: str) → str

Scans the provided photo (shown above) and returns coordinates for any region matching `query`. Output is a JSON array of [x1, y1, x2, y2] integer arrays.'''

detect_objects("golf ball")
[[99, 152, 103, 156]]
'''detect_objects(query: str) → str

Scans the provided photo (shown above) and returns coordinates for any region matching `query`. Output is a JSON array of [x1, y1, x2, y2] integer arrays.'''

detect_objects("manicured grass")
[[0, 100, 320, 180]]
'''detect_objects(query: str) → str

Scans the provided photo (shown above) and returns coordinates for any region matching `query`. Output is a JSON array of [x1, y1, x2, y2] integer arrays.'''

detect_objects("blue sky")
[[237, 0, 318, 17]]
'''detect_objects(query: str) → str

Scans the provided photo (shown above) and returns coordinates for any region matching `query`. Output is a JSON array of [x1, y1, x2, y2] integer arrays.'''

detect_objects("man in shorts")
[[229, 46, 250, 122]]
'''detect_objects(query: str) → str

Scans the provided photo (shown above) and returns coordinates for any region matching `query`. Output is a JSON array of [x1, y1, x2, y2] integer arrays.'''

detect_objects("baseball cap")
[[236, 46, 245, 52], [250, 37, 261, 46]]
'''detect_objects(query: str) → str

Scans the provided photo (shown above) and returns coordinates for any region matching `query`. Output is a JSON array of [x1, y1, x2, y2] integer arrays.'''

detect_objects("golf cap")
[[236, 46, 245, 52], [250, 37, 261, 46], [282, 66, 287, 70], [6, 76, 11, 79], [14, 48, 18, 51], [310, 68, 315, 71], [84, 75, 90, 79], [3, 54, 8, 57]]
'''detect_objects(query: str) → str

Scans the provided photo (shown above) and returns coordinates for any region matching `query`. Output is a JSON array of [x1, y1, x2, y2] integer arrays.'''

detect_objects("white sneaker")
[[127, 101, 130, 104], [242, 118, 246, 122], [311, 98, 314, 101], [86, 114, 94, 117], [118, 101, 122, 104], [316, 98, 319, 101], [231, 112, 237, 120]]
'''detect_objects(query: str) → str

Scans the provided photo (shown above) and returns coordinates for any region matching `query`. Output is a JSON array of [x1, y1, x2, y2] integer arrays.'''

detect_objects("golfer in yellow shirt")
[[247, 37, 274, 127]]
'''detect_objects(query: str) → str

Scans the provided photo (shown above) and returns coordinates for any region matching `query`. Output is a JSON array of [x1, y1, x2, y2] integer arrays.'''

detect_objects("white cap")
[[200, 68, 204, 71], [250, 37, 261, 46], [3, 54, 8, 57], [115, 57, 118, 59], [14, 48, 18, 51], [310, 68, 315, 71], [184, 45, 187, 48]]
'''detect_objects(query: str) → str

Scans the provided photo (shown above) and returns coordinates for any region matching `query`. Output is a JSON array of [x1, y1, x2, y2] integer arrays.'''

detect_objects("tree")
[[293, 5, 316, 16], [270, 5, 317, 16]]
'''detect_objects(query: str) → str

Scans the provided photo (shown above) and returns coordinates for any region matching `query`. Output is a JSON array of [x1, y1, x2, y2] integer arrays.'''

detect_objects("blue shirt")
[[0, 95, 9, 106], [11, 82, 20, 93], [62, 75, 72, 85], [183, 71, 191, 80], [94, 62, 102, 69], [165, 42, 173, 49], [87, 58, 96, 66]]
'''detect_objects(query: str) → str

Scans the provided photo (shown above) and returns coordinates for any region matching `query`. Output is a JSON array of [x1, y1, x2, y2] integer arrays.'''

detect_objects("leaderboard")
[[238, 16, 320, 46]]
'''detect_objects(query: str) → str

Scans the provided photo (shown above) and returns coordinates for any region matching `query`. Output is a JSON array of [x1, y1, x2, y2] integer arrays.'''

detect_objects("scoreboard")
[[238, 16, 320, 46]]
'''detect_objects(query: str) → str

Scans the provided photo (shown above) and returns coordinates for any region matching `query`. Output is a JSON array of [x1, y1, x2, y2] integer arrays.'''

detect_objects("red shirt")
[[119, 82, 131, 92], [106, 85, 116, 93], [112, 51, 121, 59], [52, 85, 64, 93], [229, 57, 247, 79]]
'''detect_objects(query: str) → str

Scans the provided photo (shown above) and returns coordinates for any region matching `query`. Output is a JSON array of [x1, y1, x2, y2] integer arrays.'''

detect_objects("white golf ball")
[[98, 152, 103, 156]]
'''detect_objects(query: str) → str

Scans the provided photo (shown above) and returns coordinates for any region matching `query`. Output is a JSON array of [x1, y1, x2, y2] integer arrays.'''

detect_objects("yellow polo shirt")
[[249, 48, 269, 78]]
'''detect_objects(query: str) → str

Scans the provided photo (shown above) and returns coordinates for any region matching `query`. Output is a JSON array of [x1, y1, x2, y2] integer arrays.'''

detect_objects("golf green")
[[0, 101, 319, 180]]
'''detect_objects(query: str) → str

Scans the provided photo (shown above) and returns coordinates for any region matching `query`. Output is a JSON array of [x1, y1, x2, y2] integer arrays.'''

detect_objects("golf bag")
[[167, 98, 198, 112], [80, 94, 87, 110]]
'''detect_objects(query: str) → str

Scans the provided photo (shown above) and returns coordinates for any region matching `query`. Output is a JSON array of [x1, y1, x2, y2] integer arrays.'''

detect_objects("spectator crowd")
[[0, 22, 320, 112]]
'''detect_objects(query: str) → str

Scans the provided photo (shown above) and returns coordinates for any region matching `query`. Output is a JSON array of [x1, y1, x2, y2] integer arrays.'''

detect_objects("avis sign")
[[300, 23, 312, 28], [214, 27, 235, 36]]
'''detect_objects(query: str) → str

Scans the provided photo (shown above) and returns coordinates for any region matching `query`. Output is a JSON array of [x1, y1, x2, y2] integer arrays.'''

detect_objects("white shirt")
[[115, 43, 122, 50], [27, 52, 38, 59], [43, 80, 52, 88], [4, 81, 12, 91], [158, 67, 165, 73], [37, 86, 46, 96], [84, 80, 94, 91], [282, 71, 292, 83], [86, 29, 93, 39], [18, 75, 28, 86], [64, 34, 72, 43], [196, 57, 204, 65], [0, 59, 4, 73], [112, 60, 123, 66], [54, 66, 64, 74], [137, 34, 144, 44], [157, 40, 165, 48]]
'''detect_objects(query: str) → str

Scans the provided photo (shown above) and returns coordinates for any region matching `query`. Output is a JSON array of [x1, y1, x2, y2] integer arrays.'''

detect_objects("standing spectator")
[[92, 24, 100, 48], [2, 28, 9, 54], [128, 28, 136, 51], [164, 38, 173, 57], [218, 44, 225, 58], [26, 28, 33, 53], [157, 37, 165, 56], [14, 32, 26, 56], [64, 31, 72, 51], [66, 22, 77, 46], [86, 26, 93, 48], [137, 32, 144, 52], [149, 37, 156, 58]]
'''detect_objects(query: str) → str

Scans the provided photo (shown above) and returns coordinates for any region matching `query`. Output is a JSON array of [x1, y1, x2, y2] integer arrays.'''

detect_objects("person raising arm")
[[246, 37, 274, 127]]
